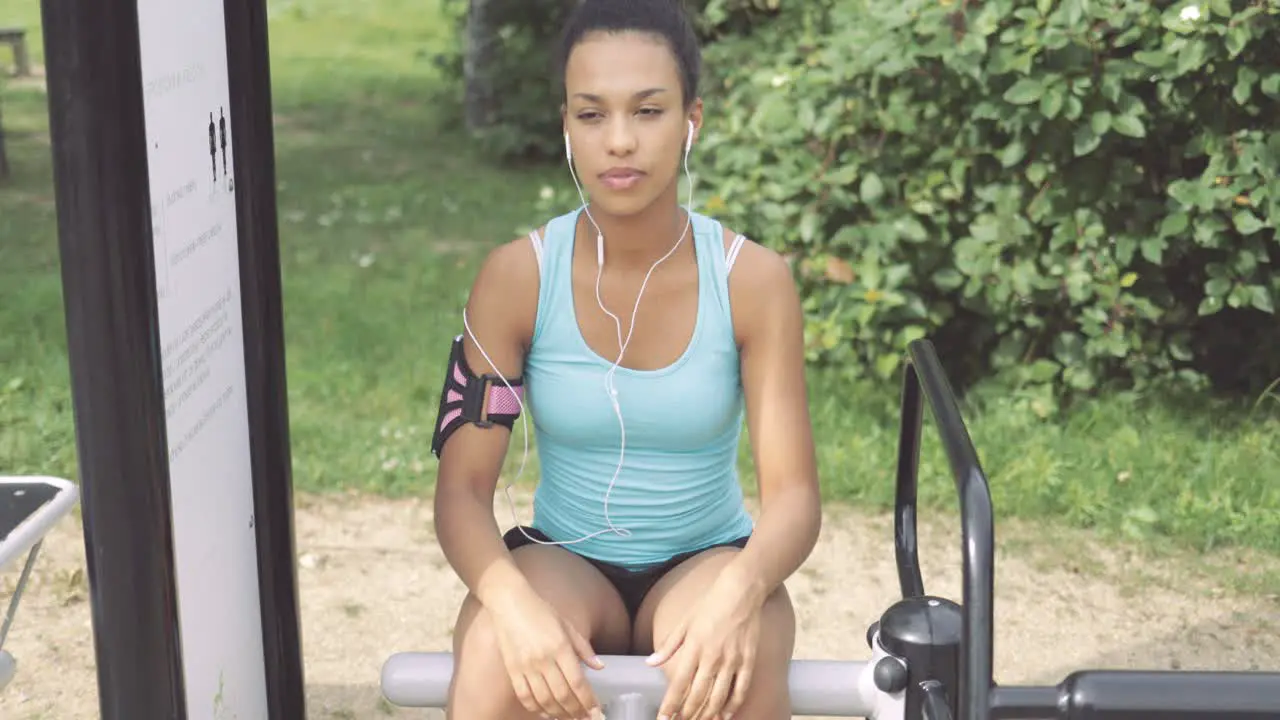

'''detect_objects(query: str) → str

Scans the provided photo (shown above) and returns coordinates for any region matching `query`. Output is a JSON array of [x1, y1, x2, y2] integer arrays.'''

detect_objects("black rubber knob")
[[874, 656, 909, 693], [866, 621, 880, 650]]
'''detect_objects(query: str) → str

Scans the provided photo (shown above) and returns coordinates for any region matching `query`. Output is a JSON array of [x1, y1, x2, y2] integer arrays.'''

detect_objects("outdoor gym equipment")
[[28, 0, 1280, 717], [380, 339, 1280, 719], [0, 476, 79, 694], [39, 0, 305, 717]]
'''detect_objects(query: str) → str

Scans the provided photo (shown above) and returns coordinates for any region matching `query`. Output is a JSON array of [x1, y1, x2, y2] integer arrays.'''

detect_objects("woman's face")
[[562, 31, 701, 218]]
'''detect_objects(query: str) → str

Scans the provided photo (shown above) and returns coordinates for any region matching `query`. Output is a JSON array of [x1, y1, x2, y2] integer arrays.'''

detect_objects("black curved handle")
[[921, 680, 956, 720], [894, 340, 996, 720], [894, 362, 926, 599]]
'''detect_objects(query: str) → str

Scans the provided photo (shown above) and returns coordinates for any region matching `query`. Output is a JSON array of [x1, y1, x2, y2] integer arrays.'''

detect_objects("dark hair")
[[556, 0, 702, 108]]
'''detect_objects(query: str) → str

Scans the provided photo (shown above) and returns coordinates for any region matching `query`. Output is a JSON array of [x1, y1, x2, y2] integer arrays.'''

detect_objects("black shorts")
[[502, 526, 751, 621]]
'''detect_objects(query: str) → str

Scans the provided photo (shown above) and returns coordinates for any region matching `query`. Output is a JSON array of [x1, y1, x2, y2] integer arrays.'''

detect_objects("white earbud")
[[686, 120, 694, 154], [565, 132, 572, 162]]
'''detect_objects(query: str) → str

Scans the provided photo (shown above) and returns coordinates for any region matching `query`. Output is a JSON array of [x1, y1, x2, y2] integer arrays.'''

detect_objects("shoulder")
[[466, 230, 544, 351], [474, 231, 542, 289], [719, 226, 793, 289], [718, 226, 801, 344]]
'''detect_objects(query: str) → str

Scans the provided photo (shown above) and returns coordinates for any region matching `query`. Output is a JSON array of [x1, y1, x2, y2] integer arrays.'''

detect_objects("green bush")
[[695, 0, 1279, 407]]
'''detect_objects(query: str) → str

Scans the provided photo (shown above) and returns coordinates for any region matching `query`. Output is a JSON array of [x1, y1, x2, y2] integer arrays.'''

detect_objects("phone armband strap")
[[430, 335, 524, 458]]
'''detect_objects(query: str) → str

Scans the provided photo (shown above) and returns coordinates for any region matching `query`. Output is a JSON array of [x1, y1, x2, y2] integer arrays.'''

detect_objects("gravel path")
[[1, 489, 1276, 719]]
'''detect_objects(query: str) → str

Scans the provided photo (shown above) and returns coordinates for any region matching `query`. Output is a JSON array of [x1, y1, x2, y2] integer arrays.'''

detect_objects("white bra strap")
[[529, 228, 544, 273], [725, 234, 747, 274]]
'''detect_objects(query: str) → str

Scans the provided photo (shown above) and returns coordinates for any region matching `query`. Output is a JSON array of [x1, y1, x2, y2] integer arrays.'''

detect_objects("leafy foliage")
[[695, 0, 1280, 406], [450, 0, 1279, 405]]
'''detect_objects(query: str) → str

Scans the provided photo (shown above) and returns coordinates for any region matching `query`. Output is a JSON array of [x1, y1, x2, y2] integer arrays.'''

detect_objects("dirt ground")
[[1, 488, 1277, 720]]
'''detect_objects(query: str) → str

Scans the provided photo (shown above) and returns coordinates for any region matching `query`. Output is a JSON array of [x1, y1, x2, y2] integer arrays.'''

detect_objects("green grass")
[[798, 381, 1280, 555], [1, 0, 1278, 567]]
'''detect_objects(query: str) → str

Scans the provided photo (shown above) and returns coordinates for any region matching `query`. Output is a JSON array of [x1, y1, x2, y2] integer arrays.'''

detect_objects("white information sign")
[[137, 0, 269, 716]]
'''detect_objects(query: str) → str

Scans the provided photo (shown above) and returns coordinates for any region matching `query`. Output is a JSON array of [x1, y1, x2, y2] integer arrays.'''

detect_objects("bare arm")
[[722, 237, 823, 604], [433, 238, 540, 614], [435, 236, 608, 719]]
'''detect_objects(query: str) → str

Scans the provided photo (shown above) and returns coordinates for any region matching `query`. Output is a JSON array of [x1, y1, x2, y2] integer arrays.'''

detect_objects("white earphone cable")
[[465, 119, 697, 548]]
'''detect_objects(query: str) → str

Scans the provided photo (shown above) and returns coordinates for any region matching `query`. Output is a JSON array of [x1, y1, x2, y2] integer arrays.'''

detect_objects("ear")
[[689, 98, 705, 143]]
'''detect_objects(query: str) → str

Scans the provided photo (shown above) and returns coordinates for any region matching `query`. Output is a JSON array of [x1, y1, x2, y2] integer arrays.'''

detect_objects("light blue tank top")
[[522, 206, 755, 570]]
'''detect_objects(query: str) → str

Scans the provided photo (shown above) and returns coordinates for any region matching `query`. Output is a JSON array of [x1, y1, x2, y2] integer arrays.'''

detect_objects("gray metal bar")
[[381, 649, 900, 718], [606, 692, 653, 720], [0, 649, 14, 692], [0, 540, 42, 651]]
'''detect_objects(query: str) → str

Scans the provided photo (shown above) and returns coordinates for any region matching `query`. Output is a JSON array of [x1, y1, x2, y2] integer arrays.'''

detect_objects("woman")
[[431, 1, 821, 718]]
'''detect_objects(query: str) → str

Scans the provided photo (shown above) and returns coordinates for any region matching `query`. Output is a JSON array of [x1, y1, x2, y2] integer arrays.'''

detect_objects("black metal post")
[[899, 340, 998, 720], [223, 1, 308, 716], [40, 0, 189, 716], [41, 0, 305, 717]]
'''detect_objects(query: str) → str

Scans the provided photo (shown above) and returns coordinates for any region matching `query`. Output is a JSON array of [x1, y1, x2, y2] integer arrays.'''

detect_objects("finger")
[[556, 649, 601, 718], [527, 671, 572, 720], [510, 672, 540, 716], [680, 657, 721, 720], [647, 622, 688, 667], [723, 657, 755, 719], [548, 663, 591, 720], [657, 654, 695, 720], [565, 623, 606, 671], [697, 657, 738, 720], [547, 653, 591, 720]]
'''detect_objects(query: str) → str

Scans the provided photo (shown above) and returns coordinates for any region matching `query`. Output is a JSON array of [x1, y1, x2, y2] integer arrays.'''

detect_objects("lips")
[[599, 167, 645, 191]]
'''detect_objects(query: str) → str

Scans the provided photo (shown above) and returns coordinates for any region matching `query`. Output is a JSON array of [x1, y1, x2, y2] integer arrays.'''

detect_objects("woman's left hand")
[[646, 565, 766, 720]]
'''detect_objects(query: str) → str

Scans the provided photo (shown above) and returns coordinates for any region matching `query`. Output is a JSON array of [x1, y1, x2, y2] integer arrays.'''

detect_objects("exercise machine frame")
[[380, 339, 1280, 719], [0, 475, 80, 693]]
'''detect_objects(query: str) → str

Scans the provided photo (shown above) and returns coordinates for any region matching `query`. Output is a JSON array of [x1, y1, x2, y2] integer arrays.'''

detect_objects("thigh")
[[631, 547, 796, 718], [455, 542, 634, 655], [632, 547, 794, 653], [448, 544, 634, 719]]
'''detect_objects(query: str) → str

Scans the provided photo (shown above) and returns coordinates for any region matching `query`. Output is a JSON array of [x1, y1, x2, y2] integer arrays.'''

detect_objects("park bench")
[[0, 476, 80, 693], [0, 27, 30, 77]]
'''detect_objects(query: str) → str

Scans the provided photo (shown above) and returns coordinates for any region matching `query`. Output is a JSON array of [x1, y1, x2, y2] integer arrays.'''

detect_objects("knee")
[[448, 595, 521, 712], [757, 585, 797, 662], [451, 593, 505, 671], [654, 589, 796, 677], [655, 589, 796, 720], [737, 587, 796, 717]]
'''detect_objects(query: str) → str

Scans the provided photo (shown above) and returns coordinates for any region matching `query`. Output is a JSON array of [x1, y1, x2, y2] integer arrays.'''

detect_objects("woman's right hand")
[[491, 594, 606, 719]]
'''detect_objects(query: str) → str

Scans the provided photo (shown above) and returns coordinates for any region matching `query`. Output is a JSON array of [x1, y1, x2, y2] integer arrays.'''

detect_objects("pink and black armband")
[[430, 334, 525, 458]]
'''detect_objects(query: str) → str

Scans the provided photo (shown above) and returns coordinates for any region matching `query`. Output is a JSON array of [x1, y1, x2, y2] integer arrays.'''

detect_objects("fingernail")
[[646, 653, 660, 664]]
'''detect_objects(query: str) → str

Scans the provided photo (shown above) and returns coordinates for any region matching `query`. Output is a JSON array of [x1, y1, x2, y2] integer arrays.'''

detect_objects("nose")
[[605, 117, 637, 157]]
